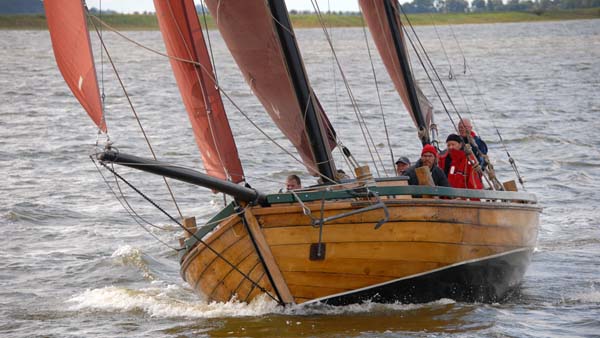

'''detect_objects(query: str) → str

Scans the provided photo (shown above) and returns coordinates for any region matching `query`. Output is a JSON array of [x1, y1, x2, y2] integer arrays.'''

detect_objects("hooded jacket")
[[438, 148, 483, 190]]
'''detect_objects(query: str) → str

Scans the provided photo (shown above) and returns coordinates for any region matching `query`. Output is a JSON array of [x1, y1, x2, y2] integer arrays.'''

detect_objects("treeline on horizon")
[[2, 0, 598, 16]]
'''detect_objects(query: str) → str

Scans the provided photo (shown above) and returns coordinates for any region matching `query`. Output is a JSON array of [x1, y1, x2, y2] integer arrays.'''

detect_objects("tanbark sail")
[[44, 0, 106, 132], [155, 0, 244, 182]]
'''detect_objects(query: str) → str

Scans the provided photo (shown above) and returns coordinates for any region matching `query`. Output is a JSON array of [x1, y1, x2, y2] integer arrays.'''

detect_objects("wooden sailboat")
[[45, 0, 540, 306]]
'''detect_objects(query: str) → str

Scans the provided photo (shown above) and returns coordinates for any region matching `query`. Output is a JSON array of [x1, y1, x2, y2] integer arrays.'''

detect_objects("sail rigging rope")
[[87, 13, 338, 186], [200, 0, 219, 85], [87, 11, 185, 219], [359, 12, 396, 172], [90, 155, 182, 251], [393, 2, 503, 189], [164, 2, 232, 183], [308, 0, 388, 177], [97, 159, 281, 304], [428, 13, 455, 80]]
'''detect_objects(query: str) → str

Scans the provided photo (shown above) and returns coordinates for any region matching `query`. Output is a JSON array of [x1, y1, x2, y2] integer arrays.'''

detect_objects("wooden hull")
[[181, 197, 539, 305]]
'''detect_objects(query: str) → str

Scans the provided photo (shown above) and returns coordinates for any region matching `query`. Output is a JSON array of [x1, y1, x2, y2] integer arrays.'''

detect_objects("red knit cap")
[[421, 144, 438, 156]]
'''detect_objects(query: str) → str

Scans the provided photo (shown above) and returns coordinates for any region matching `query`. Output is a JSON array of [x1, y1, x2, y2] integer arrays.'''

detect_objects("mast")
[[267, 0, 337, 181], [383, 0, 429, 145], [204, 0, 337, 181]]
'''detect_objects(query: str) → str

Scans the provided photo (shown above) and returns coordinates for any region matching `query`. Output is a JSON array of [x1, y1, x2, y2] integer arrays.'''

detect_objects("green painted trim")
[[267, 185, 538, 204], [179, 202, 236, 262], [180, 186, 537, 260]]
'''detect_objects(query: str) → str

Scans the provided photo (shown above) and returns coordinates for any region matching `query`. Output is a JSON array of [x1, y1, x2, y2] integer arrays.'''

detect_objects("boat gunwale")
[[267, 185, 538, 204]]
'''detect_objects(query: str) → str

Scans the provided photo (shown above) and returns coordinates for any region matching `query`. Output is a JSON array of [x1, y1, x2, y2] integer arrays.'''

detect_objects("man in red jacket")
[[438, 134, 483, 190]]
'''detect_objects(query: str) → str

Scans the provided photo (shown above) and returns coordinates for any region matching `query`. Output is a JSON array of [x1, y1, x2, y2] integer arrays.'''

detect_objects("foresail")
[[44, 0, 106, 132], [204, 0, 337, 176], [154, 0, 244, 183], [359, 0, 432, 136]]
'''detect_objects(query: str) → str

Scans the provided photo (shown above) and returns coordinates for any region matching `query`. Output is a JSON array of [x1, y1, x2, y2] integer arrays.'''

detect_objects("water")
[[1, 19, 599, 337]]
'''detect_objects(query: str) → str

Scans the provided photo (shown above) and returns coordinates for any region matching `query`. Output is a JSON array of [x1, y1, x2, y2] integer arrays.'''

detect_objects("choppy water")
[[1, 19, 599, 337]]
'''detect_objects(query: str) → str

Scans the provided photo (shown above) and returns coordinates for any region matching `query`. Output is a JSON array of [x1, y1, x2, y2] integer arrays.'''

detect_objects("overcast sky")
[[85, 1, 363, 13]]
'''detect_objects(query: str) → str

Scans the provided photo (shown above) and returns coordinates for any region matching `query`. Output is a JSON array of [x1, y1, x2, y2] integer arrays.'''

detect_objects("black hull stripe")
[[302, 247, 533, 306]]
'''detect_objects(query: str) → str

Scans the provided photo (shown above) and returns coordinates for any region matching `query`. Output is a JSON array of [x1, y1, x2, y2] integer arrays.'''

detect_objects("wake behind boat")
[[44, 0, 540, 306]]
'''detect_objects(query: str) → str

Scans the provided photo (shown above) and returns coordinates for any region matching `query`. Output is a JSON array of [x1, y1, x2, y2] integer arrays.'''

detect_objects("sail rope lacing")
[[164, 2, 233, 186], [87, 10, 185, 218], [87, 14, 338, 186], [308, 0, 389, 177], [96, 157, 281, 304], [359, 12, 396, 172]]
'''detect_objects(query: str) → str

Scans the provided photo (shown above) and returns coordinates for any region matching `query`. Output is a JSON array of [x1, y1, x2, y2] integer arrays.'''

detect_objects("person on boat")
[[336, 169, 350, 180], [458, 118, 488, 167], [438, 134, 483, 190], [286, 174, 302, 191], [395, 156, 411, 176], [404, 145, 449, 187]]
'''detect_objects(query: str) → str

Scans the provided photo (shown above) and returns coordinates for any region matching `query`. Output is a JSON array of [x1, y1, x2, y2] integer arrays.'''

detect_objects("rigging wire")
[[309, 0, 388, 177], [98, 160, 281, 304], [326, 1, 353, 177], [200, 0, 219, 85], [359, 12, 396, 171], [428, 13, 455, 80], [164, 2, 232, 184], [87, 14, 339, 186], [87, 10, 187, 219], [90, 156, 181, 251]]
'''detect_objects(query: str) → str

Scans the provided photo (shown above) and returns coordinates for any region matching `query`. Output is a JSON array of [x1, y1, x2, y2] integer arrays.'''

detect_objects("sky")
[[85, 1, 362, 13]]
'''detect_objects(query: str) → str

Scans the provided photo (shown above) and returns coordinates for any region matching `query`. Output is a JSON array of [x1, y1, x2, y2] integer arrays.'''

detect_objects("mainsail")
[[359, 0, 432, 144], [155, 0, 244, 183], [44, 0, 106, 132], [204, 0, 337, 179]]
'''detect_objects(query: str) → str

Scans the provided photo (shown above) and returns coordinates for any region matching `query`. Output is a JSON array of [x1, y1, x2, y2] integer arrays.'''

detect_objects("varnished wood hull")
[[181, 198, 540, 305]]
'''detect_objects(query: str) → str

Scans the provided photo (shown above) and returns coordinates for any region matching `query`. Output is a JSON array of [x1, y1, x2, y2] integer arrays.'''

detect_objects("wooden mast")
[[383, 0, 430, 145], [267, 0, 337, 182]]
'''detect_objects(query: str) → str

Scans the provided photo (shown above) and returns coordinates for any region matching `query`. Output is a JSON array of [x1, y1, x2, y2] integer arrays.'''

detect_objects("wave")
[[67, 280, 454, 319], [66, 285, 280, 318]]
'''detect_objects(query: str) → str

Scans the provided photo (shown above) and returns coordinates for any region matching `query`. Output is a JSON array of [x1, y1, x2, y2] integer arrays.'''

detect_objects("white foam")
[[571, 290, 600, 303], [68, 281, 456, 318], [110, 245, 154, 280], [67, 285, 280, 318], [285, 298, 455, 316]]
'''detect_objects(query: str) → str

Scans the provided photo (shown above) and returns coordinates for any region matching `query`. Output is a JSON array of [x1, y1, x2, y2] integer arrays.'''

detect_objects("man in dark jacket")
[[404, 144, 449, 187], [458, 118, 487, 167]]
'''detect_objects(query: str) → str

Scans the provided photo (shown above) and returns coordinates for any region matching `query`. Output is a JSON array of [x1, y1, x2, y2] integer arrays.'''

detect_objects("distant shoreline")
[[1, 8, 598, 30]]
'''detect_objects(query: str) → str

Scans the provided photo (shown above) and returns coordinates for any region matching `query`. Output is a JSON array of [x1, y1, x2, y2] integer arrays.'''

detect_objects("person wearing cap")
[[404, 144, 449, 187], [438, 133, 483, 190], [395, 156, 411, 176]]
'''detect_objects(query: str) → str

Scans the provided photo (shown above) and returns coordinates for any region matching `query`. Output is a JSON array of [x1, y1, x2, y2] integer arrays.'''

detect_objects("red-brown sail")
[[204, 0, 336, 174], [359, 0, 433, 129], [44, 0, 106, 132], [154, 0, 244, 182]]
